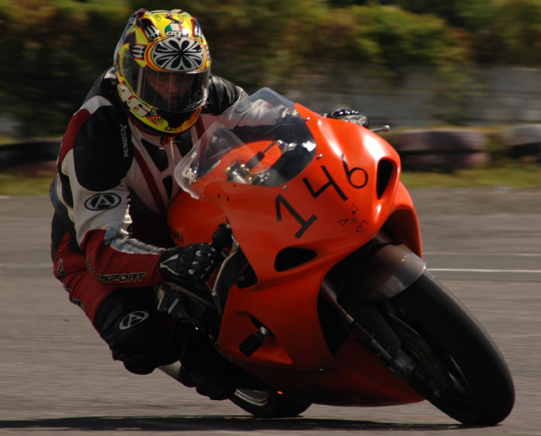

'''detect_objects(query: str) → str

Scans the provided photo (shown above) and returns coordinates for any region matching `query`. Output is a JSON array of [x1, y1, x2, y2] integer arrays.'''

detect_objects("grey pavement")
[[0, 189, 540, 435]]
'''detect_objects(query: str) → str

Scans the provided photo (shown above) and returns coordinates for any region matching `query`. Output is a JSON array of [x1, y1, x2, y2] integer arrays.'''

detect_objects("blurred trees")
[[0, 0, 130, 137], [379, 0, 541, 65], [1, 0, 541, 137]]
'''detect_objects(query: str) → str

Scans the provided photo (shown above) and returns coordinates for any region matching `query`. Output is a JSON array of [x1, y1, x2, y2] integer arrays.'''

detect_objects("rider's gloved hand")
[[326, 108, 369, 128], [212, 223, 233, 251], [159, 243, 219, 285]]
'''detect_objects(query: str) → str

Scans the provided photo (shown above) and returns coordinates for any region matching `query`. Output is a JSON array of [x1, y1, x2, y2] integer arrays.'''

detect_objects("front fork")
[[321, 232, 427, 380]]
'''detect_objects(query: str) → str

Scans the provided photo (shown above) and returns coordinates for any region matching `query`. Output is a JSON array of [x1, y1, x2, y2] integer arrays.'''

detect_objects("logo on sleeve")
[[84, 193, 122, 211]]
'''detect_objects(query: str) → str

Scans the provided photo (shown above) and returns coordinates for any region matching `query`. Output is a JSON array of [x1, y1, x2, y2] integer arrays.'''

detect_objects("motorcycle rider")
[[50, 8, 369, 401], [50, 8, 249, 400]]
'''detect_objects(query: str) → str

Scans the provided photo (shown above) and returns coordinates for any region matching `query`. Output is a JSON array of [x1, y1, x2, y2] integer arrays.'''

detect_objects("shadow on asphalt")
[[0, 415, 471, 432]]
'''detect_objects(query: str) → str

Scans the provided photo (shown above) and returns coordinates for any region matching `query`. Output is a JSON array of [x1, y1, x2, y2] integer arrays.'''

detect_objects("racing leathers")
[[50, 67, 246, 378]]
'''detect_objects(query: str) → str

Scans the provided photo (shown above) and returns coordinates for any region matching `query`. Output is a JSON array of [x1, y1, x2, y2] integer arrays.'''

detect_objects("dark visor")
[[123, 50, 210, 113]]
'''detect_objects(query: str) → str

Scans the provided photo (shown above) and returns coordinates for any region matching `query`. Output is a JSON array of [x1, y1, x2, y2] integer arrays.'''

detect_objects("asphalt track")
[[1, 188, 540, 435]]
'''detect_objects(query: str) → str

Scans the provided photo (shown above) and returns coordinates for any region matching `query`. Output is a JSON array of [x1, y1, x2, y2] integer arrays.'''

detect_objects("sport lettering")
[[96, 272, 147, 283]]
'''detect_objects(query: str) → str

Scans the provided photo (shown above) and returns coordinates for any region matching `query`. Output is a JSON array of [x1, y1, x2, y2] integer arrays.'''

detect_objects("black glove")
[[159, 243, 219, 285], [326, 108, 369, 128], [212, 223, 233, 250]]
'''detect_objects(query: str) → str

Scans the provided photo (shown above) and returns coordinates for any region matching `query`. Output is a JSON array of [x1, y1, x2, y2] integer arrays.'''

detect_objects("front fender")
[[327, 233, 426, 302], [365, 241, 427, 299]]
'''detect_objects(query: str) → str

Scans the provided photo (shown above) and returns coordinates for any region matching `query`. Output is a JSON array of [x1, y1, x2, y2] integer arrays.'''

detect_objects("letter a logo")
[[119, 311, 149, 330], [85, 193, 122, 211]]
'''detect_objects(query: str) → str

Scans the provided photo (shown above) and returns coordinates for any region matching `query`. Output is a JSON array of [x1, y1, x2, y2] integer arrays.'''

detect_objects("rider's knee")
[[94, 287, 184, 375]]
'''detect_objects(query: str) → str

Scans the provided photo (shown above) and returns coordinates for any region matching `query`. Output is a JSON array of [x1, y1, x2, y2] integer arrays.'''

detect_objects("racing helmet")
[[114, 9, 211, 135]]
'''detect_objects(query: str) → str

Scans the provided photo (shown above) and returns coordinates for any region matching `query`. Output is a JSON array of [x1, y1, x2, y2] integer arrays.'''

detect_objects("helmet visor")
[[123, 50, 210, 114]]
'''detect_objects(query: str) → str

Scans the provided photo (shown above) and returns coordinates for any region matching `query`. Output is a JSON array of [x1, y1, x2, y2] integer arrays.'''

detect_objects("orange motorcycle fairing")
[[166, 96, 424, 407]]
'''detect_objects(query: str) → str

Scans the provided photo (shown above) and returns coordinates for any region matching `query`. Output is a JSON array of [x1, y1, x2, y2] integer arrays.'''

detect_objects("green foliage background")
[[1, 0, 541, 137]]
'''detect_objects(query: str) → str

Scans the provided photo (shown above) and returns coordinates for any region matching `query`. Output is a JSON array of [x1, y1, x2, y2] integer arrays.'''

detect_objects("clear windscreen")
[[174, 88, 317, 198]]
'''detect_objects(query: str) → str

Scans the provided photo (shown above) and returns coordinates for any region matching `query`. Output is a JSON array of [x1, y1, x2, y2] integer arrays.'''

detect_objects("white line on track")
[[430, 268, 541, 274], [425, 252, 541, 257], [0, 263, 52, 270]]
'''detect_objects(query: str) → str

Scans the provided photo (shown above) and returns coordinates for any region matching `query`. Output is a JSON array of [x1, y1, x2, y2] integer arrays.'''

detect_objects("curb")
[[387, 129, 489, 171], [1, 125, 540, 174], [0, 139, 60, 174], [497, 125, 541, 163]]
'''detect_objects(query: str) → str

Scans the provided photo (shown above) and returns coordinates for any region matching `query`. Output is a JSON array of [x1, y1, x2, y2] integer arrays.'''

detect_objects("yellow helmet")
[[114, 9, 211, 135]]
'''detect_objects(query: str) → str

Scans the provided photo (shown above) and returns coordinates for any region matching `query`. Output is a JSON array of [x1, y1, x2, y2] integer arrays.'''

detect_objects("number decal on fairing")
[[275, 194, 317, 239], [342, 154, 368, 189], [275, 158, 368, 239], [302, 166, 348, 201]]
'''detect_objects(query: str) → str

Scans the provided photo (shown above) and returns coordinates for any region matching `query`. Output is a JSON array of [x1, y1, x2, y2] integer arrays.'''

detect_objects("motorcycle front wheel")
[[230, 389, 311, 418], [389, 270, 515, 425]]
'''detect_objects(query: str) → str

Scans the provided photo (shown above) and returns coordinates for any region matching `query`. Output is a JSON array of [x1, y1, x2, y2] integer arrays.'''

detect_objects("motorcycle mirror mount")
[[371, 125, 391, 134]]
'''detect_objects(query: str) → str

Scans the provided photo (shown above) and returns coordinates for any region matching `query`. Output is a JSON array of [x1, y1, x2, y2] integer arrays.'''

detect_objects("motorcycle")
[[157, 88, 514, 425]]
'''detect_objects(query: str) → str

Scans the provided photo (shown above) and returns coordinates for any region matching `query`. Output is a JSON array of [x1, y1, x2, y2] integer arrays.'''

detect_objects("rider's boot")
[[178, 322, 242, 400]]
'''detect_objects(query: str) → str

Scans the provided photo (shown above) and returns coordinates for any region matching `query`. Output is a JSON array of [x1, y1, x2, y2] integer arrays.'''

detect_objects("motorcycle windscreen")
[[175, 88, 317, 199]]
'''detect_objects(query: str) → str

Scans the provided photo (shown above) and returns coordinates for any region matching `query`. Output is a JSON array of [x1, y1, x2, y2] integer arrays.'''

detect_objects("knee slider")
[[94, 288, 185, 375]]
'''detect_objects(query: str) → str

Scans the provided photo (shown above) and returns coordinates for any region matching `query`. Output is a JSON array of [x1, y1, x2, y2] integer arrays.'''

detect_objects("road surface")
[[1, 188, 540, 435]]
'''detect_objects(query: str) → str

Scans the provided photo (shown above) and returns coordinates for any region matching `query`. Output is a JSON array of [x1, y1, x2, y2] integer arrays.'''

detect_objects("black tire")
[[389, 270, 515, 425], [230, 389, 311, 418]]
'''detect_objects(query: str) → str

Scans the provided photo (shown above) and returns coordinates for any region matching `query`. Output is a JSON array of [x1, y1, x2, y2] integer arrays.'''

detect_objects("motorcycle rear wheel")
[[230, 389, 311, 418], [389, 271, 515, 425]]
